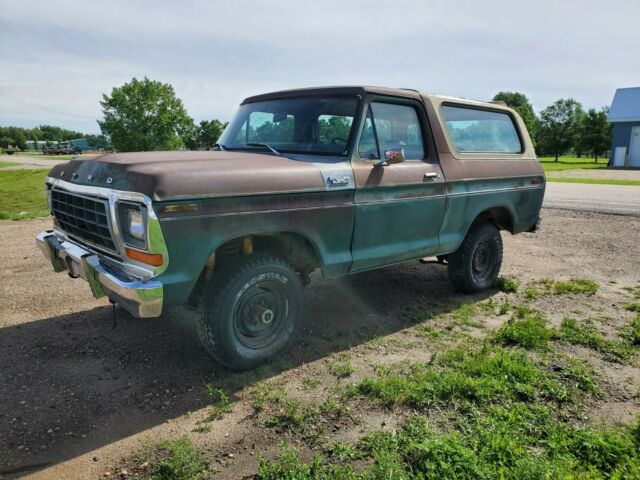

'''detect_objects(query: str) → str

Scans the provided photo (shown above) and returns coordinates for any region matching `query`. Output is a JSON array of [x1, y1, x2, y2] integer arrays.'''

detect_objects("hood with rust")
[[47, 151, 326, 200]]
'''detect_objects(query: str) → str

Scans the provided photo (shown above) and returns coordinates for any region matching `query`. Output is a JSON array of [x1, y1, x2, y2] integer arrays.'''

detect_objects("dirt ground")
[[1, 209, 639, 479]]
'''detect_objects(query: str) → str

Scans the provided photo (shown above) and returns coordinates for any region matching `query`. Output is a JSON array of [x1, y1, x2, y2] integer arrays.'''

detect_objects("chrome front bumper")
[[36, 231, 163, 318]]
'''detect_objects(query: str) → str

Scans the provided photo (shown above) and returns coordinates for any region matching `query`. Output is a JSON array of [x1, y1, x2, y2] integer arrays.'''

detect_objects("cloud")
[[1, 0, 638, 133]]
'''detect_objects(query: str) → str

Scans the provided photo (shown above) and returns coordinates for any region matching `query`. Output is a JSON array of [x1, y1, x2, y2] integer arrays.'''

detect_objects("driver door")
[[350, 98, 446, 272]]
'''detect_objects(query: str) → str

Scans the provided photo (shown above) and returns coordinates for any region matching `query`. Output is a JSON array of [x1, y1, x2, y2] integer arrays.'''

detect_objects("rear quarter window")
[[441, 105, 522, 153]]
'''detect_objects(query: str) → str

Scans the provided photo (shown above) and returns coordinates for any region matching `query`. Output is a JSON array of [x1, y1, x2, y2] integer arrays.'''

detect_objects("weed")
[[553, 278, 599, 295], [497, 277, 519, 293], [301, 377, 321, 390], [494, 311, 554, 350], [149, 437, 209, 480], [625, 302, 640, 313], [498, 299, 512, 315], [204, 384, 232, 419], [560, 318, 633, 362], [525, 287, 540, 300], [330, 361, 354, 379], [414, 323, 442, 339], [529, 278, 599, 296], [326, 441, 359, 461]]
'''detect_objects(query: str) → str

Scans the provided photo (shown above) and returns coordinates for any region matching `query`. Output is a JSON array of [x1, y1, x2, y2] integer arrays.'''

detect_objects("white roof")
[[608, 87, 640, 123]]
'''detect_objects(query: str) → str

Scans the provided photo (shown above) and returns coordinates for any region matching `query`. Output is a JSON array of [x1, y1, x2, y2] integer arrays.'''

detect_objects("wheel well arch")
[[471, 206, 515, 233], [188, 231, 322, 304]]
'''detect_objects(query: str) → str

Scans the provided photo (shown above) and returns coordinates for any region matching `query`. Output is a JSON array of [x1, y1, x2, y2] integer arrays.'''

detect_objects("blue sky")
[[1, 0, 639, 134]]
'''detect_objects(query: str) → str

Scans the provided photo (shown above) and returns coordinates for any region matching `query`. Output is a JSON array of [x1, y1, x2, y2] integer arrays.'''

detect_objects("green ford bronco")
[[37, 86, 544, 369]]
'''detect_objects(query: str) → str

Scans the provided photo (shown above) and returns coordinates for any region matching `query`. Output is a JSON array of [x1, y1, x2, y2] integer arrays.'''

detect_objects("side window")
[[247, 111, 294, 143], [358, 111, 379, 159], [359, 102, 425, 160], [441, 105, 522, 153]]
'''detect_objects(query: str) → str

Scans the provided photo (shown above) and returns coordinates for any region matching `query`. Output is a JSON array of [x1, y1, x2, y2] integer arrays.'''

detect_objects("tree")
[[492, 91, 538, 146], [196, 119, 227, 149], [577, 108, 612, 163], [98, 77, 194, 152], [537, 99, 583, 161]]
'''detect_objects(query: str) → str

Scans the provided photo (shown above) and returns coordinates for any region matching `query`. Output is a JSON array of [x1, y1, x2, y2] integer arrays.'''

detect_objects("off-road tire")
[[447, 222, 503, 293], [197, 254, 303, 370]]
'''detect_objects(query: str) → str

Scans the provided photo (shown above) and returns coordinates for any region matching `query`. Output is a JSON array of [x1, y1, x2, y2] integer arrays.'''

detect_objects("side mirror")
[[375, 148, 405, 167]]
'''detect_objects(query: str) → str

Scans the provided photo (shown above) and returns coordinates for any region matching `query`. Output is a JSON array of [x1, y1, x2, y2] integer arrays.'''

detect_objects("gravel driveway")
[[1, 210, 639, 479]]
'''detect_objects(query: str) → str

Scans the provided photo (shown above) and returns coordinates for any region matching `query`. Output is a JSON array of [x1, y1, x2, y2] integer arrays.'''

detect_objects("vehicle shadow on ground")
[[0, 261, 493, 477]]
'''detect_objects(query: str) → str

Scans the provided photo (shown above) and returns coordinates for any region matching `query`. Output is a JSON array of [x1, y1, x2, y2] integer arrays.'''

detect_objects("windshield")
[[218, 96, 359, 155]]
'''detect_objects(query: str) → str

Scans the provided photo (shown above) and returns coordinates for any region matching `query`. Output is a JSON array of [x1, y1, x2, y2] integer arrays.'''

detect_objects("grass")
[[625, 302, 640, 313], [0, 169, 50, 219], [538, 156, 608, 172], [330, 361, 355, 379], [494, 309, 555, 350], [530, 278, 599, 296], [142, 437, 209, 480], [546, 177, 640, 187], [496, 277, 519, 293], [0, 160, 19, 168], [560, 318, 633, 363]]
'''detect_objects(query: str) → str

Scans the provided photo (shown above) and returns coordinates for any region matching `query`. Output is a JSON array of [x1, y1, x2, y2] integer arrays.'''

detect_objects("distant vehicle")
[[42, 143, 80, 155], [36, 85, 544, 370]]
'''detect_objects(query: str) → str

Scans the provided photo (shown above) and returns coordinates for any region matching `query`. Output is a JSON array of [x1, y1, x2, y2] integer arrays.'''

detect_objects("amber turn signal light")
[[125, 247, 164, 267]]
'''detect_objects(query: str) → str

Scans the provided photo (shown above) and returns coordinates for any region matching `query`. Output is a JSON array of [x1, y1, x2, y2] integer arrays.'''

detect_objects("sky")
[[1, 0, 639, 134]]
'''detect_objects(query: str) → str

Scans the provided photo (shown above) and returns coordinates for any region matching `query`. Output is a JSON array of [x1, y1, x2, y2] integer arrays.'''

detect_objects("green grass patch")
[[625, 302, 640, 313], [0, 160, 19, 168], [142, 437, 209, 480], [546, 177, 640, 187], [357, 346, 572, 409], [538, 156, 608, 172], [494, 309, 555, 350], [560, 318, 633, 363], [259, 412, 640, 479], [330, 361, 355, 379], [531, 278, 598, 296], [0, 169, 50, 220], [497, 277, 519, 293]]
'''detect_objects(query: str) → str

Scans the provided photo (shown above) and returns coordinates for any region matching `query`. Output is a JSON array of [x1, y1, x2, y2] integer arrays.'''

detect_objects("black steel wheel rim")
[[233, 279, 289, 349], [471, 239, 496, 282]]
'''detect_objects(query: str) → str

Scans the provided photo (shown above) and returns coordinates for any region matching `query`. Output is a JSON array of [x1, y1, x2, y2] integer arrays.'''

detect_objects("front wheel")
[[447, 222, 503, 293], [197, 254, 303, 370]]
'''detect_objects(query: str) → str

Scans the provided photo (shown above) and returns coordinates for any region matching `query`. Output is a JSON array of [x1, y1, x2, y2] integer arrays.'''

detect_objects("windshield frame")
[[218, 94, 364, 157]]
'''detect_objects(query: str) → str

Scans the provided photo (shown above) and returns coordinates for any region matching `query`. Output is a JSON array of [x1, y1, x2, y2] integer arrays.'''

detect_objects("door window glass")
[[359, 103, 425, 160], [358, 111, 379, 159]]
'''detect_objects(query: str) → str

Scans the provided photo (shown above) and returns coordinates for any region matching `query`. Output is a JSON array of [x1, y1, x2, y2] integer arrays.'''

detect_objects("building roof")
[[608, 87, 640, 123]]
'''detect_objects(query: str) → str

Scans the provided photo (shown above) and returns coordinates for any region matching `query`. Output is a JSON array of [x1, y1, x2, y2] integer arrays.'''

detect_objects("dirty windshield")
[[218, 97, 359, 155]]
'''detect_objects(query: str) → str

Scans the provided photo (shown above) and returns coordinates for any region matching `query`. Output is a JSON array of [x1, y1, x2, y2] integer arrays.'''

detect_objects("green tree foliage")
[[196, 119, 227, 149], [98, 77, 194, 152], [492, 91, 538, 146], [537, 99, 583, 161], [577, 108, 612, 162]]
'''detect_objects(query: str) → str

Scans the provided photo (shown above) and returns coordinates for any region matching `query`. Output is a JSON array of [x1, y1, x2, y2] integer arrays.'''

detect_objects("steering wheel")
[[331, 137, 347, 145]]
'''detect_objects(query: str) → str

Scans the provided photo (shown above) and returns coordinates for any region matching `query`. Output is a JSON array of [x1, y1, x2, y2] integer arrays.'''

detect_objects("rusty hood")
[[47, 151, 327, 200]]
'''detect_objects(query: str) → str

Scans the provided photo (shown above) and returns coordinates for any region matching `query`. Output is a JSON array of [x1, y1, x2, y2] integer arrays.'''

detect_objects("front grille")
[[51, 189, 117, 253]]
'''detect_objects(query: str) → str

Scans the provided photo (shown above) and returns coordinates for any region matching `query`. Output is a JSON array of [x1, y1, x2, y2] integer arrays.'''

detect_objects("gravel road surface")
[[1, 210, 639, 479]]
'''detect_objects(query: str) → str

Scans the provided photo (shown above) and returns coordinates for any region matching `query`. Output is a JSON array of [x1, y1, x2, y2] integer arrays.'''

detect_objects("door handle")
[[424, 172, 440, 180]]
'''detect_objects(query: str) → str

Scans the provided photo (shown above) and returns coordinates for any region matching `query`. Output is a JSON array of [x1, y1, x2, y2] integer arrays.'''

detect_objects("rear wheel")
[[448, 222, 503, 293], [197, 254, 303, 370]]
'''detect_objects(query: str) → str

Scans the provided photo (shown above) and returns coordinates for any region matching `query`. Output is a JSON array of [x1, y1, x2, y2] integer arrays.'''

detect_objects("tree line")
[[493, 92, 612, 162], [0, 125, 110, 150]]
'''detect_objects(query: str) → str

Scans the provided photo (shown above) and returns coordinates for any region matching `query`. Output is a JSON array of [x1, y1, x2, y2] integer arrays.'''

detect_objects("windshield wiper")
[[212, 143, 226, 151], [246, 142, 282, 156]]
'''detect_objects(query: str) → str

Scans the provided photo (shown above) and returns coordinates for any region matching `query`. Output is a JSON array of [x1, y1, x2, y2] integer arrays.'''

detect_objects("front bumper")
[[36, 231, 163, 318]]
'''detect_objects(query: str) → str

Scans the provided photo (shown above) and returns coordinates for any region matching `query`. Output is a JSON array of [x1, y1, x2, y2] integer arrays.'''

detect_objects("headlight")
[[127, 208, 145, 240], [118, 203, 147, 248]]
